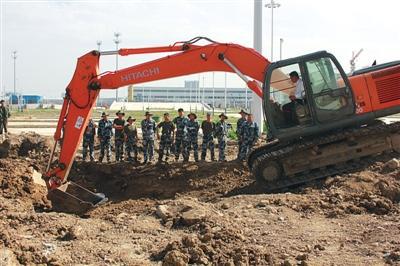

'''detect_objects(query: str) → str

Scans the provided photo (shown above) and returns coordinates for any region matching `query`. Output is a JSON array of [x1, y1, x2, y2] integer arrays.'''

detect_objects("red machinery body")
[[350, 64, 400, 116]]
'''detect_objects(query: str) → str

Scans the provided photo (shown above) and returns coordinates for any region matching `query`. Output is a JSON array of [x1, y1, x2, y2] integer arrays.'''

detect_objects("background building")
[[131, 81, 253, 109]]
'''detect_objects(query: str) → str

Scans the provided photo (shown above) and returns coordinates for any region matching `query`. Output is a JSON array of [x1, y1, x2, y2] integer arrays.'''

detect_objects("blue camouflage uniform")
[[82, 119, 96, 161], [98, 118, 113, 162], [184, 118, 200, 162], [141, 118, 156, 163], [236, 117, 246, 159], [157, 121, 175, 162], [124, 123, 138, 162], [215, 120, 229, 161], [201, 120, 215, 161], [239, 121, 259, 160], [173, 116, 188, 161]]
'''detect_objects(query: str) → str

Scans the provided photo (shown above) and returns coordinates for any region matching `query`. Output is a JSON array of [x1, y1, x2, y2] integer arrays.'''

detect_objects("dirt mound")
[[16, 132, 53, 157], [0, 158, 48, 208], [0, 133, 52, 212], [151, 198, 274, 265], [283, 155, 400, 218], [0, 132, 53, 159]]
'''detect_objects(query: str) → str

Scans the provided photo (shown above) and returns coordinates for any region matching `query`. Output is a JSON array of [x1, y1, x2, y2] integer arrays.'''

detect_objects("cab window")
[[306, 57, 347, 111]]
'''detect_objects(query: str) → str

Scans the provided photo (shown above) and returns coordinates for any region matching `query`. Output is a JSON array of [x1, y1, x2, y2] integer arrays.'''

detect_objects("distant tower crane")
[[350, 48, 363, 73]]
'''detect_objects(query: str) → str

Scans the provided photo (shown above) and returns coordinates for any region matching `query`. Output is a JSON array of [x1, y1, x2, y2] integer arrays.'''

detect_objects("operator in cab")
[[282, 71, 305, 125]]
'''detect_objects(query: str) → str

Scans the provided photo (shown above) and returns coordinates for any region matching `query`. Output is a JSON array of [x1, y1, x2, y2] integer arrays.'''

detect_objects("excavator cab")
[[264, 51, 356, 141]]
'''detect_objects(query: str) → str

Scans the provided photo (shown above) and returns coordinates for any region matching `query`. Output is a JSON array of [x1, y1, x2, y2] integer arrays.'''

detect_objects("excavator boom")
[[44, 37, 270, 213]]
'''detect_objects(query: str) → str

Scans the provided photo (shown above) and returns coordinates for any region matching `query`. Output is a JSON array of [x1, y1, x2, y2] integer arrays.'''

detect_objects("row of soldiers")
[[82, 108, 259, 163]]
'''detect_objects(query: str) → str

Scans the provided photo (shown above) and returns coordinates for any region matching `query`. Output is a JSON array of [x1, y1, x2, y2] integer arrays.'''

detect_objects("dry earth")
[[0, 132, 399, 265]]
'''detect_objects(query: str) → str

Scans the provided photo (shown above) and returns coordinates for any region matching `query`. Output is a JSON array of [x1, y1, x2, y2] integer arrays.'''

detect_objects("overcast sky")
[[1, 0, 399, 98]]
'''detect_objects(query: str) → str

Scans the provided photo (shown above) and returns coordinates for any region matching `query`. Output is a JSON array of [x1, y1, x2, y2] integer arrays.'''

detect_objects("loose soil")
[[0, 132, 399, 265]]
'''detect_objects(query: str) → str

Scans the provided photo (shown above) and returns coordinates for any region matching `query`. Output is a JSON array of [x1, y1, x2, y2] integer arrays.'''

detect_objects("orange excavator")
[[43, 37, 400, 214]]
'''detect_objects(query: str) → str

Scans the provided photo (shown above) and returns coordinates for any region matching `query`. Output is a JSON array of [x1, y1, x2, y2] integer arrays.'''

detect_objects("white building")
[[131, 82, 253, 109]]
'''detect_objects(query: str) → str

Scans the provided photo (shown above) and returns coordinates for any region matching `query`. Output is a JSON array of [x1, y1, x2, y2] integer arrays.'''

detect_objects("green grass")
[[9, 108, 61, 119], [9, 108, 239, 126]]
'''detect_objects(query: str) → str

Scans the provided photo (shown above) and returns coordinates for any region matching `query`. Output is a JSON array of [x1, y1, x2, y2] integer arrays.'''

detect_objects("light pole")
[[212, 72, 215, 115], [95, 41, 102, 107], [279, 38, 283, 60], [12, 51, 17, 109], [245, 87, 248, 110], [224, 73, 227, 113], [202, 75, 205, 114], [114, 32, 121, 102], [96, 40, 102, 51], [265, 0, 280, 61], [252, 0, 264, 133]]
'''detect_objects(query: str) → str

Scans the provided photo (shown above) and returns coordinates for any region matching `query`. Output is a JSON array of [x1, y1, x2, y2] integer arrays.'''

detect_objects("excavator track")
[[248, 121, 400, 192]]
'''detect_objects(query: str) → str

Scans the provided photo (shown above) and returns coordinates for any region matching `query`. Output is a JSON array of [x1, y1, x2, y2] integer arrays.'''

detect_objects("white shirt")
[[294, 79, 305, 99]]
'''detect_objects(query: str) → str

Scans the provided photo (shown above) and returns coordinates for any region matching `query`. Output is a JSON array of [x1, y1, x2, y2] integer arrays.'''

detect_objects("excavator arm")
[[44, 37, 270, 213]]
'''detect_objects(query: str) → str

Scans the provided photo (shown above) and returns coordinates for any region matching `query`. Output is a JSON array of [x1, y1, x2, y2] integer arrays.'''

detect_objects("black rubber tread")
[[248, 121, 400, 191]]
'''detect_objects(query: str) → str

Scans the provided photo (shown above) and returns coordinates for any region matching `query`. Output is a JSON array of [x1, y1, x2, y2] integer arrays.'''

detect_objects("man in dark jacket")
[[113, 111, 126, 161], [201, 112, 215, 161]]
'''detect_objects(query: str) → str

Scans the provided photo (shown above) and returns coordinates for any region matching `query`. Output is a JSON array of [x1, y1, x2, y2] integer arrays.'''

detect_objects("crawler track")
[[248, 121, 400, 191]]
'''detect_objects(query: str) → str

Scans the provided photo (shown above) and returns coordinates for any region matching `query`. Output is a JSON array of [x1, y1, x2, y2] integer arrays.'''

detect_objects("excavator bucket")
[[47, 181, 108, 215]]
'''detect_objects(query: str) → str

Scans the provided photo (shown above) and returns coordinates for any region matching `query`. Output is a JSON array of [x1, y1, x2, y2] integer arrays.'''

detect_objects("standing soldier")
[[82, 118, 96, 161], [141, 111, 156, 164], [184, 112, 200, 162], [173, 108, 188, 161], [113, 111, 126, 162], [157, 113, 175, 162], [236, 109, 248, 160], [239, 113, 259, 160], [215, 113, 229, 162], [98, 112, 113, 163], [124, 116, 139, 162], [0, 100, 10, 141], [201, 112, 215, 161]]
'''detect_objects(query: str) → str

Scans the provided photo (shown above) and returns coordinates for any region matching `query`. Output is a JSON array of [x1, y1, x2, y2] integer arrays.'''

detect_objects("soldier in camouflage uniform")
[[236, 109, 248, 160], [0, 100, 10, 142], [113, 111, 126, 162], [124, 116, 139, 162], [98, 112, 113, 163], [82, 118, 96, 161], [201, 112, 215, 161], [184, 112, 200, 162], [238, 113, 259, 160], [157, 113, 175, 162], [173, 108, 188, 161], [215, 113, 229, 162], [141, 111, 156, 164]]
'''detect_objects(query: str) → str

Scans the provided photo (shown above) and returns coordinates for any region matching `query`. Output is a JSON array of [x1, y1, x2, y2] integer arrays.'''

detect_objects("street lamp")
[[265, 0, 281, 61], [114, 32, 121, 102], [96, 40, 102, 51], [224, 73, 227, 113], [202, 75, 205, 114], [212, 72, 215, 115], [12, 51, 17, 108]]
